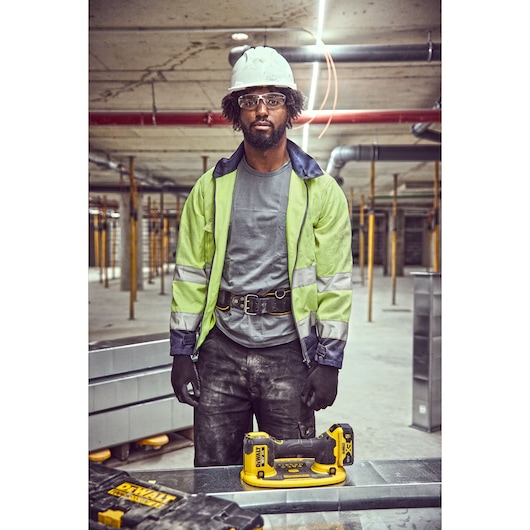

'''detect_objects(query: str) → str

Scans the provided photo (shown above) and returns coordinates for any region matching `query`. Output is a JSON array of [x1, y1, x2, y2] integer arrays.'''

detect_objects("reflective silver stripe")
[[172, 264, 208, 285], [170, 312, 202, 331], [317, 271, 353, 293], [316, 319, 349, 341], [292, 265, 316, 289], [296, 312, 316, 338]]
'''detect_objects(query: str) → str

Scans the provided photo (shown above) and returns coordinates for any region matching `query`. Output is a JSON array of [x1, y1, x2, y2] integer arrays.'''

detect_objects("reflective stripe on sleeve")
[[296, 312, 316, 337], [292, 265, 316, 289], [172, 264, 208, 285], [170, 312, 202, 331], [317, 271, 353, 293], [316, 319, 349, 341]]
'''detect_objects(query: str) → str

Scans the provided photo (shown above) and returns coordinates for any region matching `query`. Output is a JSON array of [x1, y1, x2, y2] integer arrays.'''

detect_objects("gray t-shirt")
[[215, 157, 298, 347]]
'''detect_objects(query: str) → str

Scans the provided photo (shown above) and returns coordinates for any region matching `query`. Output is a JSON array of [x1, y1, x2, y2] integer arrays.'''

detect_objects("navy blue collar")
[[213, 139, 324, 180]]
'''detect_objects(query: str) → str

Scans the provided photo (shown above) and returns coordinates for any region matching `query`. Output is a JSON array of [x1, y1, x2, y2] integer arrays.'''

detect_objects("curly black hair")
[[221, 87, 306, 131]]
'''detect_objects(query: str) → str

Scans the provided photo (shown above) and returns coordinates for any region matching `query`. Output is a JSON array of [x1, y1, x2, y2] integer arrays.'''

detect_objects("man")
[[170, 46, 353, 467]]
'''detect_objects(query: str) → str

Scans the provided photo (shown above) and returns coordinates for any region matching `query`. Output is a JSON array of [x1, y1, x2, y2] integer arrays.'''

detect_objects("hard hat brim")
[[228, 83, 297, 93]]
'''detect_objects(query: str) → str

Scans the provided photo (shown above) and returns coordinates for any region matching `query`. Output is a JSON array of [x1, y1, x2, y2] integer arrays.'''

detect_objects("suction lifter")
[[240, 423, 354, 488]]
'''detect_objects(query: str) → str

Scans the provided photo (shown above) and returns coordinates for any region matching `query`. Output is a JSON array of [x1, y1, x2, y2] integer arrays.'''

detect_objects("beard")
[[241, 118, 288, 150]]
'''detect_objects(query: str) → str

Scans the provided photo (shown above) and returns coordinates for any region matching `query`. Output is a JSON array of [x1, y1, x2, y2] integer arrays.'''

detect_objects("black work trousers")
[[193, 325, 316, 467]]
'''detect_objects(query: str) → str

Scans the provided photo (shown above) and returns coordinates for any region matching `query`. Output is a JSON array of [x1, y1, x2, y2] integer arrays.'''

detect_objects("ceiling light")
[[303, 0, 326, 151], [231, 32, 249, 41]]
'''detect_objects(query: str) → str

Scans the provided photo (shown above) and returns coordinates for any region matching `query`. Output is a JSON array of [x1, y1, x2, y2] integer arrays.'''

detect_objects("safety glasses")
[[238, 92, 286, 110]]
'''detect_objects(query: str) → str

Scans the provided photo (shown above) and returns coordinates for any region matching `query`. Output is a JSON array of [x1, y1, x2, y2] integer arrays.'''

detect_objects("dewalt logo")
[[255, 446, 265, 468], [107, 482, 178, 509]]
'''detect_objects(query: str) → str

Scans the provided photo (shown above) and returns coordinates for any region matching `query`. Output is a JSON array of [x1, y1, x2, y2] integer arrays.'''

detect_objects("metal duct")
[[89, 152, 159, 188], [326, 145, 442, 178], [89, 109, 441, 127], [229, 43, 441, 66], [412, 99, 441, 143]]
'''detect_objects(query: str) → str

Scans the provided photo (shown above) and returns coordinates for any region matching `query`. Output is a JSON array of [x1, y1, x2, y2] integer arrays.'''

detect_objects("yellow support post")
[[391, 174, 398, 305], [164, 216, 170, 273], [433, 161, 440, 272], [153, 201, 160, 278], [93, 211, 100, 279], [367, 161, 375, 323], [111, 217, 117, 280], [102, 195, 109, 288], [147, 197, 154, 284], [159, 190, 165, 295], [359, 195, 365, 286], [129, 156, 137, 320], [348, 187, 354, 269]]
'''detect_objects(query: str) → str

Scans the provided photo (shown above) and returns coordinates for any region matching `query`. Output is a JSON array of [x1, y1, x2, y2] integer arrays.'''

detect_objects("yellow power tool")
[[240, 423, 354, 488]]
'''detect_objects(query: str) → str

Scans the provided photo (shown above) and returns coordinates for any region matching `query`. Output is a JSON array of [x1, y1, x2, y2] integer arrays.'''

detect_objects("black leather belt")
[[216, 289, 291, 315]]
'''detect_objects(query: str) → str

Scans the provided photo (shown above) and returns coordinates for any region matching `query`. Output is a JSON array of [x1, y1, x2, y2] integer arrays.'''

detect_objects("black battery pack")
[[89, 463, 264, 529]]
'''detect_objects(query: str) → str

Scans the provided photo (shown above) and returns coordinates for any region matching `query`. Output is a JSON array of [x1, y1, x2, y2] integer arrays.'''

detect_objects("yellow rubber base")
[[240, 458, 347, 489], [89, 448, 111, 463], [136, 434, 169, 448]]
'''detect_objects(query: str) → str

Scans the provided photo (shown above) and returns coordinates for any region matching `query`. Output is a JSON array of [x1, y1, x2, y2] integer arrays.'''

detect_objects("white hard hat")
[[228, 46, 297, 93]]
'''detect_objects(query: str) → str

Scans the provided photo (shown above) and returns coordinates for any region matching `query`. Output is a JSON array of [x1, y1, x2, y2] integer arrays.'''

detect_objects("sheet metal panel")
[[89, 366, 172, 413], [89, 333, 170, 379], [89, 396, 193, 451], [88, 333, 192, 452], [130, 458, 441, 529]]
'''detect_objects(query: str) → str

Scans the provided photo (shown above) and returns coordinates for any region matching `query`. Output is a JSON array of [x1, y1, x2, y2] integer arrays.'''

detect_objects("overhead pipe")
[[89, 152, 161, 188], [89, 182, 193, 195], [326, 144, 442, 179], [89, 108, 441, 127], [229, 43, 441, 66]]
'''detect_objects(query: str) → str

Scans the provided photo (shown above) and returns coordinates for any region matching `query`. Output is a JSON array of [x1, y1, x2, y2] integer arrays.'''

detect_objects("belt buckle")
[[243, 294, 258, 315]]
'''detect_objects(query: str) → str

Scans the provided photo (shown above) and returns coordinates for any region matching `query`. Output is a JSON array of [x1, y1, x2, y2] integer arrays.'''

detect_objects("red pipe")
[[89, 109, 441, 127]]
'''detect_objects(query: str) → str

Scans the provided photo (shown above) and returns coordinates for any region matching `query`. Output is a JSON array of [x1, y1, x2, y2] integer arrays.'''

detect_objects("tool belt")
[[216, 289, 291, 315]]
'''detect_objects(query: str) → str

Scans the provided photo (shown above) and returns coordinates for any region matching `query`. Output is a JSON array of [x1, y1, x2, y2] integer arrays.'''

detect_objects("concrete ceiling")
[[89, 0, 441, 214]]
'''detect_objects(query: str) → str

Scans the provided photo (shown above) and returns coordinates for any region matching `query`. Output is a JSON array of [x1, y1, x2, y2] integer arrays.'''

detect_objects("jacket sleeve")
[[169, 175, 211, 356], [313, 176, 353, 368]]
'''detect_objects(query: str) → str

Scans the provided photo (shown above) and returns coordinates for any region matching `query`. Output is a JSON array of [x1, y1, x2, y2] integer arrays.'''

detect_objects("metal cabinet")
[[411, 272, 441, 432]]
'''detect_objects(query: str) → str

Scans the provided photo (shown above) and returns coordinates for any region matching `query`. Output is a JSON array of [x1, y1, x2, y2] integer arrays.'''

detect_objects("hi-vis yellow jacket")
[[170, 140, 353, 368]]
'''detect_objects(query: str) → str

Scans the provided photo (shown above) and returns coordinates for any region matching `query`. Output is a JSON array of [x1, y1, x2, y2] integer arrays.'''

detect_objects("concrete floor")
[[89, 264, 441, 472]]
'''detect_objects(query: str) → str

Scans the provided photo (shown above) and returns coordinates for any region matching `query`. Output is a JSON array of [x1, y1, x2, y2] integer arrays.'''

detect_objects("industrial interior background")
[[4, 1, 528, 528], [87, 0, 443, 466], [88, 0, 443, 284]]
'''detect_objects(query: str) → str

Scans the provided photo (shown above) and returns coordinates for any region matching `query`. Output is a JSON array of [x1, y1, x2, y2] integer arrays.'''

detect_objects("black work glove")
[[301, 364, 338, 410], [171, 355, 200, 407]]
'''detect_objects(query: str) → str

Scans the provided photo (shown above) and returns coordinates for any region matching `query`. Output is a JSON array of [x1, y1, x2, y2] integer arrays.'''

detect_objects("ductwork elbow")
[[412, 98, 441, 143], [326, 144, 442, 180], [326, 145, 359, 178]]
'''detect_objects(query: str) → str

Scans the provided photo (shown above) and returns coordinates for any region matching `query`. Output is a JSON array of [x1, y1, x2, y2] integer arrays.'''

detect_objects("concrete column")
[[387, 208, 405, 276]]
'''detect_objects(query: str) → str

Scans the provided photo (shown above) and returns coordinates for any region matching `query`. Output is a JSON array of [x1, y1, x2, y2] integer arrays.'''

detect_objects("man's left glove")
[[171, 354, 200, 407], [301, 364, 338, 410]]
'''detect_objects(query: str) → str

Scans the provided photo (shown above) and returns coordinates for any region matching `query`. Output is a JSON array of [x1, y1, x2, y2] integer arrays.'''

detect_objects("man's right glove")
[[171, 355, 200, 407]]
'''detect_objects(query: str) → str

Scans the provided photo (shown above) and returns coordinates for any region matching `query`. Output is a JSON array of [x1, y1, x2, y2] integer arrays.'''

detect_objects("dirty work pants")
[[193, 325, 316, 467]]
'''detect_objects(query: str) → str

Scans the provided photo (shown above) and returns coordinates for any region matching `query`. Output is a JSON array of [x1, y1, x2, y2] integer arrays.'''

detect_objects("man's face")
[[239, 88, 289, 150]]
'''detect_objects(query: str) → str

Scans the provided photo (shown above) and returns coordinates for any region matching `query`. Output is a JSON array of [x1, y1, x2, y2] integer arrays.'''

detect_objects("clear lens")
[[238, 93, 286, 109]]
